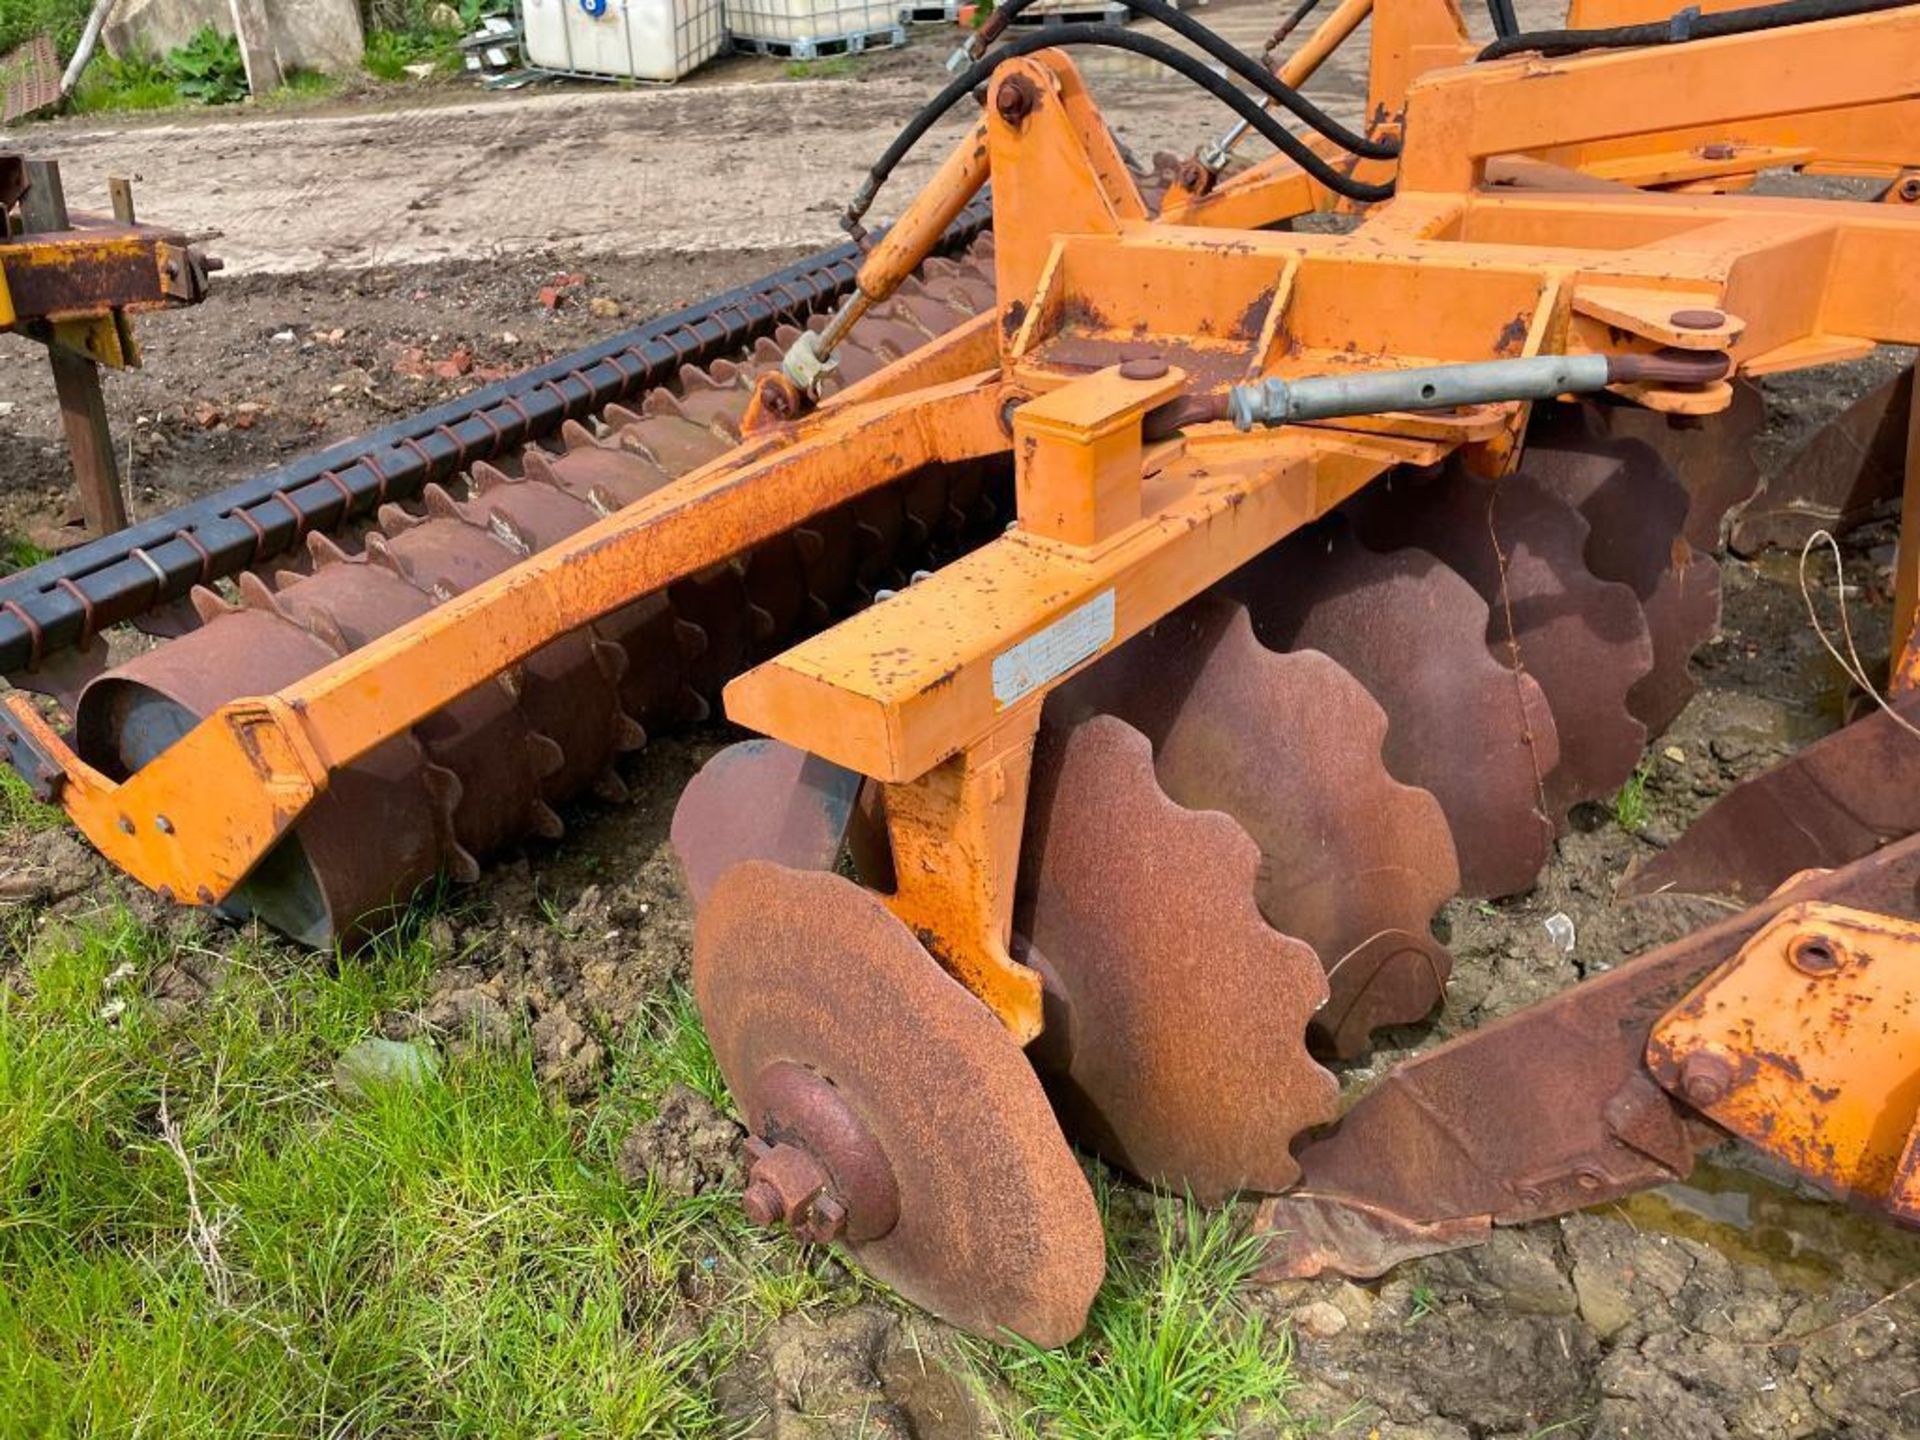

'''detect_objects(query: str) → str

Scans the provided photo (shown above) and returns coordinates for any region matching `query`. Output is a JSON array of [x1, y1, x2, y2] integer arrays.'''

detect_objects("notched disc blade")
[[1523, 434, 1720, 735], [1348, 466, 1653, 817], [1235, 522, 1559, 899], [671, 739, 863, 907], [1058, 595, 1459, 1057], [696, 863, 1104, 1347], [1017, 714, 1339, 1202], [1621, 696, 1920, 904]]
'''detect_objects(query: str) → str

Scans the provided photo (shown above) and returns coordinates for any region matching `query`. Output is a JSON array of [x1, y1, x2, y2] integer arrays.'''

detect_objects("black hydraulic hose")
[[1485, 0, 1521, 39], [1480, 0, 1914, 58], [981, 0, 1395, 160], [844, 24, 1394, 233], [1261, 0, 1329, 59]]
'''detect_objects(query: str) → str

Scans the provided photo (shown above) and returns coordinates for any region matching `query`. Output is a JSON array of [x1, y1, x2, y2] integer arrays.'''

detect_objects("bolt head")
[[1120, 357, 1170, 382], [1669, 308, 1726, 332], [1679, 1051, 1733, 1107], [1900, 177, 1920, 202]]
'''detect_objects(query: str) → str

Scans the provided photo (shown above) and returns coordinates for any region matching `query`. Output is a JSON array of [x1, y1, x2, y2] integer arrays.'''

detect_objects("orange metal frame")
[[1161, 0, 1920, 228], [11, 8, 1920, 1049]]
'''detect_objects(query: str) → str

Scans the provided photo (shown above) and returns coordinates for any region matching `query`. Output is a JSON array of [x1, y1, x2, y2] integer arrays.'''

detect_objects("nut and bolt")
[[1899, 177, 1920, 203], [741, 1137, 848, 1244], [995, 74, 1039, 126], [1788, 934, 1844, 977], [1679, 1051, 1735, 1108]]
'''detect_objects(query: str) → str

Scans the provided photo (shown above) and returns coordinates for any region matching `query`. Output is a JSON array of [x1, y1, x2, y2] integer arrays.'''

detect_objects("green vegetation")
[[0, 901, 739, 1436], [364, 0, 501, 81], [783, 55, 859, 79], [165, 23, 247, 104], [992, 1194, 1299, 1439], [1612, 760, 1653, 832], [0, 0, 91, 59]]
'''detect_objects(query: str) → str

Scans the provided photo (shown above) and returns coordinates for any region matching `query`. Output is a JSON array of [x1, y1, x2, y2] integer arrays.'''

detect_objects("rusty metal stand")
[[16, 159, 129, 537]]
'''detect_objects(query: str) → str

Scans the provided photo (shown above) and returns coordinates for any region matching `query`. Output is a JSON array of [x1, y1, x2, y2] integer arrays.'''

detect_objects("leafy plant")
[[165, 24, 248, 105]]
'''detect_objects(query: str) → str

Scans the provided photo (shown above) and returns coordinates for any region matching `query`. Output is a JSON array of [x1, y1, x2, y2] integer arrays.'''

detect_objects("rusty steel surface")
[[1731, 368, 1913, 555], [1256, 836, 1920, 1281], [1521, 433, 1721, 735], [1620, 691, 1920, 905], [1016, 714, 1339, 1202], [62, 256, 1000, 940], [0, 37, 59, 126], [1052, 593, 1458, 1058], [695, 861, 1104, 1346], [1648, 901, 1920, 1221], [1348, 463, 1654, 818], [1557, 383, 1765, 553], [670, 738, 862, 908], [1233, 520, 1561, 900]]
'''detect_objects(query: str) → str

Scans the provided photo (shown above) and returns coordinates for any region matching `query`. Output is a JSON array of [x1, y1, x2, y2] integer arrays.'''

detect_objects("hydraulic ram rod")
[[1222, 351, 1728, 429]]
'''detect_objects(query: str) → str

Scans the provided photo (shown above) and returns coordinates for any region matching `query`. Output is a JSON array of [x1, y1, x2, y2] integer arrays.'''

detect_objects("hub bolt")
[[740, 1137, 847, 1244], [995, 74, 1039, 126]]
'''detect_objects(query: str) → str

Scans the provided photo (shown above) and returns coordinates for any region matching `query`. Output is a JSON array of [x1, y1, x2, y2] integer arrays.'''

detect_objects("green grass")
[[69, 52, 181, 112], [783, 56, 859, 79], [990, 1192, 1299, 1439], [0, 904, 735, 1437], [0, 536, 49, 578], [1612, 760, 1653, 832]]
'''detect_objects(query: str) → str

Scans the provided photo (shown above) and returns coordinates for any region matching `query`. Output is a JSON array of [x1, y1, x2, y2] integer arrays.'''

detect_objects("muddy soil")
[[5, 10, 1918, 1433]]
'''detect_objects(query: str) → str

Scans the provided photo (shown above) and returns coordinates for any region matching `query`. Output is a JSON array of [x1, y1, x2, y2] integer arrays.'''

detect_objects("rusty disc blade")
[[1233, 520, 1560, 900], [1348, 464, 1653, 818], [1621, 693, 1920, 904], [1522, 434, 1721, 735], [1730, 367, 1911, 556], [1540, 382, 1764, 554], [695, 862, 1104, 1347], [1055, 594, 1458, 1058], [670, 739, 863, 907], [1017, 714, 1339, 1202]]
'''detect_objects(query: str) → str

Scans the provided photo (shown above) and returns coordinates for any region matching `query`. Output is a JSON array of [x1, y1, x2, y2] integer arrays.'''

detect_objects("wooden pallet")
[[728, 22, 907, 57], [1003, 2, 1130, 26]]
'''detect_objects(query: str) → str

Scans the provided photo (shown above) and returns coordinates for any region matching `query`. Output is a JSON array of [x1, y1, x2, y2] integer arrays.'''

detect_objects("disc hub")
[[740, 1060, 899, 1245]]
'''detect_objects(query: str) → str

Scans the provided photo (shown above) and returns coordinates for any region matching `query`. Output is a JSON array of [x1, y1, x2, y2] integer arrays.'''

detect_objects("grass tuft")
[[1612, 760, 1653, 832], [990, 1192, 1298, 1439]]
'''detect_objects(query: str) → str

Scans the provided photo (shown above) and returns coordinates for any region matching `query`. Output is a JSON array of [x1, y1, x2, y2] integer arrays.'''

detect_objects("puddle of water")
[[1602, 1157, 1920, 1294]]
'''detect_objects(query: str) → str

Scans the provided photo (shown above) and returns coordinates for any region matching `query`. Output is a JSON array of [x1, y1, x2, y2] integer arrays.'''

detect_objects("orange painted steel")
[[1161, 0, 1920, 233], [17, 17, 1920, 1036], [1648, 903, 1920, 1221]]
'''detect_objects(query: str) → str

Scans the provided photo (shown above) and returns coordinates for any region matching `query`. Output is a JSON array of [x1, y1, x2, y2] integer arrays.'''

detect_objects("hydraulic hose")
[[1485, 0, 1520, 39], [1480, 0, 1915, 58], [844, 24, 1395, 237], [972, 0, 1396, 160]]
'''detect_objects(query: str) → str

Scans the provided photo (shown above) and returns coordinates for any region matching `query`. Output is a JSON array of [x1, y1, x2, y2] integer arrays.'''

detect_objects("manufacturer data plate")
[[991, 590, 1116, 708]]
